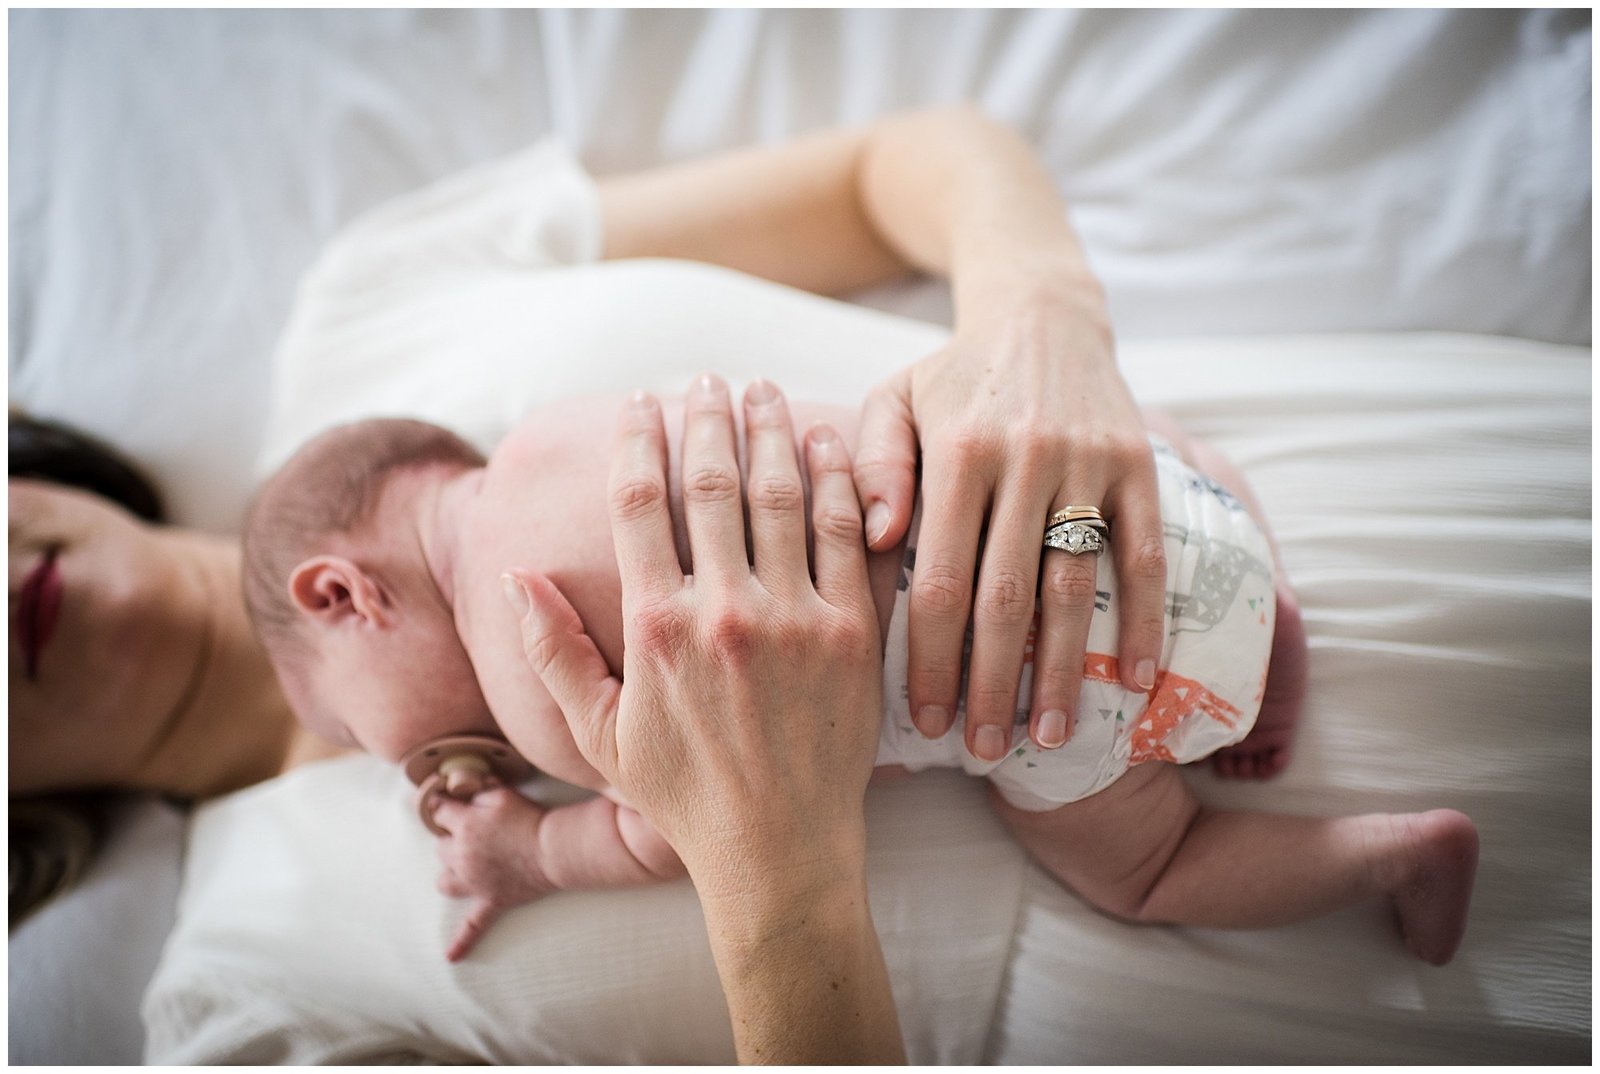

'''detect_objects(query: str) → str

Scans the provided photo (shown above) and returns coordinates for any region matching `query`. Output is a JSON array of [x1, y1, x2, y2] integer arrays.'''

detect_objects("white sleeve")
[[300, 138, 602, 296], [258, 139, 603, 472]]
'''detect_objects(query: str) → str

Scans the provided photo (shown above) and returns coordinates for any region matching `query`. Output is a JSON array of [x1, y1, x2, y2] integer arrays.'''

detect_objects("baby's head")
[[243, 418, 493, 761]]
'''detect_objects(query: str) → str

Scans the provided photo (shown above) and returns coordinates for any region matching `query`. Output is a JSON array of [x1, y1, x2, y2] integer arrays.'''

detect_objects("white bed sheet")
[[8, 8, 1591, 1066], [7, 797, 185, 1065], [995, 334, 1592, 1063], [141, 309, 1591, 1063]]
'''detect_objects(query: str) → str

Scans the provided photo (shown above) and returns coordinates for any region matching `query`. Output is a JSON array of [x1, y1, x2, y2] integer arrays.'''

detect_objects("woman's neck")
[[127, 532, 324, 798]]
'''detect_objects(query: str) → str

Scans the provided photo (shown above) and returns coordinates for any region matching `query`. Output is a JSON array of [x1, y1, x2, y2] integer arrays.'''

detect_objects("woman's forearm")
[[855, 106, 1107, 325], [597, 105, 1105, 318], [597, 123, 909, 294], [697, 863, 905, 1065]]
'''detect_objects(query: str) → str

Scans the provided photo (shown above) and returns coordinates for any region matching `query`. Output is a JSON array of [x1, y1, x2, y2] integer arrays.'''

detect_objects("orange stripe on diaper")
[[1081, 653, 1242, 765], [1082, 652, 1121, 685]]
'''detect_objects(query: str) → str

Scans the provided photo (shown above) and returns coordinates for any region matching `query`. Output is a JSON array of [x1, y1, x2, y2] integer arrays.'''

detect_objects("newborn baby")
[[243, 377, 1477, 965]]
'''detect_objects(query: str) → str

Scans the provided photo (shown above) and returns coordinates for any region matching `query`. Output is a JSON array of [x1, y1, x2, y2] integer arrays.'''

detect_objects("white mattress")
[[8, 8, 1591, 1066]]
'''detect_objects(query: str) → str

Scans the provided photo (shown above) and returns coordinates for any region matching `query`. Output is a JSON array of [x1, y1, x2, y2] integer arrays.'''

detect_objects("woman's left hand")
[[852, 288, 1167, 760]]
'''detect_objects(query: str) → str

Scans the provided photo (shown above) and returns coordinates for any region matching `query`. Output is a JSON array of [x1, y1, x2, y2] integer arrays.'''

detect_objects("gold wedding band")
[[1046, 505, 1107, 531]]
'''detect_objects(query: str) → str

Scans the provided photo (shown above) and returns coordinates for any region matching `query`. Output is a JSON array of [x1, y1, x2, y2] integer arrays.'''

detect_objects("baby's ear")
[[287, 555, 390, 628]]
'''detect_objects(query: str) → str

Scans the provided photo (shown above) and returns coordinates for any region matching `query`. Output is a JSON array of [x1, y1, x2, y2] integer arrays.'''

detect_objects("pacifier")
[[398, 734, 536, 836]]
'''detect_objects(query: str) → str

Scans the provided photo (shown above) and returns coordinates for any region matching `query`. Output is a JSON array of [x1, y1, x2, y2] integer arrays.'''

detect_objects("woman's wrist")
[[952, 244, 1111, 343], [699, 854, 868, 938], [698, 862, 906, 1064], [681, 819, 870, 916]]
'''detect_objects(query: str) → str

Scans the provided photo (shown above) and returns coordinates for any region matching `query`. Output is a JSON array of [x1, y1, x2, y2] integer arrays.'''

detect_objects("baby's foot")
[[1212, 581, 1307, 779], [1390, 809, 1479, 965]]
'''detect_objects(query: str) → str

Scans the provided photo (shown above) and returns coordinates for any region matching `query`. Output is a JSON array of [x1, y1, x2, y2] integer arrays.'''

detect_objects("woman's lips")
[[18, 548, 62, 681]]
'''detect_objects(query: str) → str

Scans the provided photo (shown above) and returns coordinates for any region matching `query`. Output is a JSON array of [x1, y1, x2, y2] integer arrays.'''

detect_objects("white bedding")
[[141, 320, 1592, 1064], [8, 8, 1591, 1066]]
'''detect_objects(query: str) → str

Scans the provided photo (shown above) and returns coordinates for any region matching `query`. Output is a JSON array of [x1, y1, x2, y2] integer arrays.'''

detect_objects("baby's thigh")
[[989, 763, 1199, 915], [870, 763, 914, 784], [1140, 407, 1274, 542]]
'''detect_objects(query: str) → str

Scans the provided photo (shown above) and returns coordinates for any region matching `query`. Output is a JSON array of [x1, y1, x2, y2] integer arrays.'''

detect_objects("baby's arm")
[[432, 788, 684, 961]]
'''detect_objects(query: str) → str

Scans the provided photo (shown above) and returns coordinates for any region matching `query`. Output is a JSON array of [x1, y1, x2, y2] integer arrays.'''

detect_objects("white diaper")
[[877, 437, 1276, 812]]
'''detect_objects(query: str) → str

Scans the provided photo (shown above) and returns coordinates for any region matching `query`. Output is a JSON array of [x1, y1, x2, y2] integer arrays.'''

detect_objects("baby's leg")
[[1139, 408, 1308, 778], [993, 764, 1479, 965]]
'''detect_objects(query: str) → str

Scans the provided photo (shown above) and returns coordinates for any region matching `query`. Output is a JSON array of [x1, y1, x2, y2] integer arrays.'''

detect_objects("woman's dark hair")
[[8, 411, 168, 928], [8, 411, 166, 522], [9, 794, 119, 929]]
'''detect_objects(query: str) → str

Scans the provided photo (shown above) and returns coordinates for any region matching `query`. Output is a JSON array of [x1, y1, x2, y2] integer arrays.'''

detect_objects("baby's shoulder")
[[498, 393, 640, 452]]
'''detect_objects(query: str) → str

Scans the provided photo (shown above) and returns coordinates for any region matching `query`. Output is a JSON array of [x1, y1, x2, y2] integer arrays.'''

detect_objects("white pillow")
[[142, 758, 1024, 1064]]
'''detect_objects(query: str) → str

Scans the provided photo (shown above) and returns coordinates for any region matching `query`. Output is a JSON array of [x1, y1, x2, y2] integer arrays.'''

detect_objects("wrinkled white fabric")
[[142, 760, 1024, 1065], [994, 334, 1591, 1063]]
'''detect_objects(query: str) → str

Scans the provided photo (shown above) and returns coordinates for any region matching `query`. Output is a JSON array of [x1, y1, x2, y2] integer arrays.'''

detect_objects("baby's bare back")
[[449, 393, 902, 792]]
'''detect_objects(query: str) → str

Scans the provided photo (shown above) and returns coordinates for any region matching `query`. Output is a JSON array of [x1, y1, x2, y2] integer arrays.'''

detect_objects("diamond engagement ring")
[[1043, 520, 1106, 556], [1046, 505, 1107, 532]]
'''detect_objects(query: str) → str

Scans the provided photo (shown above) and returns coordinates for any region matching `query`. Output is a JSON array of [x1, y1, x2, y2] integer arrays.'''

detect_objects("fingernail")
[[1038, 710, 1069, 749], [696, 373, 724, 397], [974, 724, 1008, 762], [914, 704, 951, 738], [809, 422, 837, 445], [501, 574, 529, 616], [866, 501, 892, 546], [628, 389, 655, 410], [746, 379, 778, 406], [1135, 658, 1156, 691]]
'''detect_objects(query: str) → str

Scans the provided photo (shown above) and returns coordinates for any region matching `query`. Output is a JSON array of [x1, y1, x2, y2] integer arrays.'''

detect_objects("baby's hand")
[[431, 787, 553, 962]]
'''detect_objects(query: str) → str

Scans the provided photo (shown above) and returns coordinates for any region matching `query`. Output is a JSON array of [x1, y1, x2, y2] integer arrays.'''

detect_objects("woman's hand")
[[501, 375, 902, 1062], [503, 377, 883, 885], [854, 282, 1167, 759], [594, 106, 1168, 762]]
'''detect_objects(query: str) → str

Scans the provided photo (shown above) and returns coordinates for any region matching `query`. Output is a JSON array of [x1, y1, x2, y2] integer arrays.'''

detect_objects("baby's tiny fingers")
[[430, 797, 466, 836], [472, 786, 511, 811], [447, 898, 504, 962], [437, 867, 468, 899]]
